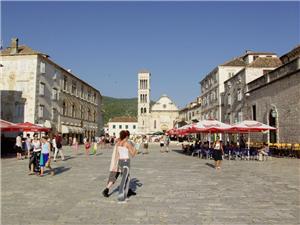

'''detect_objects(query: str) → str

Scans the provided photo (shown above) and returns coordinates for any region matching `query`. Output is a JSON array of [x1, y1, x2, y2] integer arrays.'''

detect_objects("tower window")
[[141, 108, 143, 114], [144, 108, 147, 113]]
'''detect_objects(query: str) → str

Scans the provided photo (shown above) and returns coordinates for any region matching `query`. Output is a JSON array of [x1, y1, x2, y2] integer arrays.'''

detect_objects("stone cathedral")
[[137, 70, 179, 134]]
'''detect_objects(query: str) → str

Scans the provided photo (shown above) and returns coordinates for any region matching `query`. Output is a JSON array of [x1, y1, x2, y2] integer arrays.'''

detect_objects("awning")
[[61, 125, 84, 134]]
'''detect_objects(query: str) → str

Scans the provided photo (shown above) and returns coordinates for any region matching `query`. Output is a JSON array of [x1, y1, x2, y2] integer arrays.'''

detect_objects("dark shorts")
[[108, 171, 120, 183], [15, 146, 23, 153], [160, 143, 164, 147], [213, 150, 223, 161]]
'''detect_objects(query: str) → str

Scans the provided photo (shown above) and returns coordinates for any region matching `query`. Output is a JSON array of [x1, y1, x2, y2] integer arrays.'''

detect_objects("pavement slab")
[[1, 143, 300, 225]]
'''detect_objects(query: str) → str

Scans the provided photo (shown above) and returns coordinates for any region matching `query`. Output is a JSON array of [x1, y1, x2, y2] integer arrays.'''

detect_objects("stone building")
[[223, 55, 282, 124], [137, 71, 179, 134], [244, 45, 300, 143], [200, 51, 278, 121], [0, 38, 103, 142], [107, 116, 138, 137], [177, 97, 202, 127]]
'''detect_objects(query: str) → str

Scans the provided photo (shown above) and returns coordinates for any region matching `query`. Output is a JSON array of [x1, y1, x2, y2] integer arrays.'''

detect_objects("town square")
[[1, 1, 300, 225]]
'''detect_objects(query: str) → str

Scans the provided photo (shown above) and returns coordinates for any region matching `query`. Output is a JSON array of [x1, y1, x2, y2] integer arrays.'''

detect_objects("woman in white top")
[[15, 134, 23, 160], [116, 130, 137, 202], [213, 139, 224, 170]]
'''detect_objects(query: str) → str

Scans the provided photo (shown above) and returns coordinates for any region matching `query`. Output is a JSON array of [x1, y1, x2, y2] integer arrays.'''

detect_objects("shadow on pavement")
[[205, 163, 215, 169], [62, 156, 74, 161], [52, 166, 71, 175], [110, 177, 143, 198], [172, 149, 189, 155]]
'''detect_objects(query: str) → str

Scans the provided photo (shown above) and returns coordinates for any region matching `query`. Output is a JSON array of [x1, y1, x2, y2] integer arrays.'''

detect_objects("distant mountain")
[[102, 96, 138, 125]]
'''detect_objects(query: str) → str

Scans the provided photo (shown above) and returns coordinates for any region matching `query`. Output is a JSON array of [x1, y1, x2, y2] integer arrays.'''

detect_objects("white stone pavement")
[[1, 143, 300, 225]]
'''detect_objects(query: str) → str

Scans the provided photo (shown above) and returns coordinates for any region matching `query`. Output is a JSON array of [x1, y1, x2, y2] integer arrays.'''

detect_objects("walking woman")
[[116, 130, 137, 202], [85, 138, 91, 158], [72, 137, 79, 155], [213, 139, 224, 170], [40, 136, 54, 177]]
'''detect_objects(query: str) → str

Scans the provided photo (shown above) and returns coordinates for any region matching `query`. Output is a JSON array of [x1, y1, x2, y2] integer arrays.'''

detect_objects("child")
[[85, 138, 91, 158]]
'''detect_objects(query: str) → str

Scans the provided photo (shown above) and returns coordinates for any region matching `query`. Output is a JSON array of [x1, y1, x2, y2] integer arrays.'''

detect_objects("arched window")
[[80, 105, 84, 119], [141, 108, 143, 114], [144, 108, 147, 113], [154, 120, 156, 129], [94, 111, 96, 122]]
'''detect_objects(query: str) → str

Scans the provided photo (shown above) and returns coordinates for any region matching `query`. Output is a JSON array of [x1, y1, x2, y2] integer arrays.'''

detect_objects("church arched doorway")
[[269, 108, 277, 143]]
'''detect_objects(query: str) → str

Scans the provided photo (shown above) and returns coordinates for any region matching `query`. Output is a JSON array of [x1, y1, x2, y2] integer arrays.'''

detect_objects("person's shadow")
[[51, 166, 71, 175], [110, 178, 143, 198], [205, 163, 215, 169]]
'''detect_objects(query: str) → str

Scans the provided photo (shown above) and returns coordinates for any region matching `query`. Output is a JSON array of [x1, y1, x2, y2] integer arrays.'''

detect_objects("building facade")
[[177, 97, 202, 126], [0, 38, 103, 142], [244, 46, 300, 143], [137, 71, 179, 134], [107, 116, 138, 137], [199, 51, 278, 121], [223, 56, 282, 124]]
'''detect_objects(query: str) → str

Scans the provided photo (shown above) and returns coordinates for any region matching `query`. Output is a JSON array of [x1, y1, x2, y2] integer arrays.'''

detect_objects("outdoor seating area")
[[182, 142, 300, 160]]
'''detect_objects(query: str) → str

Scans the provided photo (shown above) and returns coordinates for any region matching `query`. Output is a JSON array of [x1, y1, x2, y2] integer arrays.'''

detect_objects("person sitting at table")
[[258, 143, 269, 161]]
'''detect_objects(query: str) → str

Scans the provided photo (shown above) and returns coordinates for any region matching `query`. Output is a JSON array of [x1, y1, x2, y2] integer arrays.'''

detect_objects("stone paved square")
[[1, 143, 300, 225]]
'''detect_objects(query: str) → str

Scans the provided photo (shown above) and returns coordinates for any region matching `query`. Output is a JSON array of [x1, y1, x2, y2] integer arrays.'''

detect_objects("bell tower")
[[137, 70, 151, 134]]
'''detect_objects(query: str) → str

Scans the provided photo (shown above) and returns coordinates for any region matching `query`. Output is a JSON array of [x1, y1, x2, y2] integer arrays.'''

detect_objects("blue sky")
[[2, 1, 299, 108]]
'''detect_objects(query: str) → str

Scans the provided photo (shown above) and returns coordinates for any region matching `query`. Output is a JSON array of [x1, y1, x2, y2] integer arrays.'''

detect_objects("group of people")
[[15, 133, 65, 176]]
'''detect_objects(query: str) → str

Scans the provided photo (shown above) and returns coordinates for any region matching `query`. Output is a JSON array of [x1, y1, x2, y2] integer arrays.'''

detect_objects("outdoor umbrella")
[[231, 120, 277, 149], [188, 120, 233, 148], [0, 119, 22, 132], [16, 122, 51, 132]]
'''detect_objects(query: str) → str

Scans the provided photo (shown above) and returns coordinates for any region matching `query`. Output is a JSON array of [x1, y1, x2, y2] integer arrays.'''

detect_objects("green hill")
[[102, 96, 138, 124]]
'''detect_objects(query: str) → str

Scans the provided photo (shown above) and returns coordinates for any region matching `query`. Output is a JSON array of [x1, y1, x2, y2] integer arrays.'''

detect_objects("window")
[[228, 94, 231, 105], [238, 111, 243, 122], [133, 125, 136, 129], [154, 120, 156, 129], [40, 62, 46, 74], [81, 85, 84, 98], [141, 108, 143, 114], [88, 90, 91, 101], [113, 125, 116, 129], [94, 93, 97, 103], [53, 70, 57, 80], [80, 105, 84, 119], [38, 105, 44, 118], [252, 105, 256, 120], [125, 125, 128, 129], [163, 104, 166, 109], [39, 82, 45, 96], [63, 101, 67, 116], [52, 108, 57, 120], [52, 88, 58, 100], [71, 104, 75, 118], [192, 112, 195, 117], [144, 108, 147, 113], [253, 55, 259, 61], [63, 76, 67, 90], [87, 109, 91, 121], [72, 81, 76, 94], [119, 125, 122, 129], [237, 89, 242, 101], [94, 111, 96, 122]]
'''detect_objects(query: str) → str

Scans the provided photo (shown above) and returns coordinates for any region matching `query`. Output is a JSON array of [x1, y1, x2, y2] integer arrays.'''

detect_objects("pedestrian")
[[116, 130, 137, 202], [85, 138, 91, 158], [213, 139, 224, 170], [28, 135, 42, 175], [25, 134, 32, 159], [39, 136, 54, 177], [102, 130, 137, 200], [92, 139, 98, 156], [160, 136, 164, 153], [164, 135, 170, 153], [72, 137, 78, 155], [15, 133, 23, 160], [53, 133, 65, 162], [142, 136, 149, 154]]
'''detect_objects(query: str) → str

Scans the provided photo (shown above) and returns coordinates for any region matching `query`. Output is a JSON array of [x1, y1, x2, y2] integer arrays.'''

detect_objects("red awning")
[[16, 122, 51, 132], [0, 119, 22, 132]]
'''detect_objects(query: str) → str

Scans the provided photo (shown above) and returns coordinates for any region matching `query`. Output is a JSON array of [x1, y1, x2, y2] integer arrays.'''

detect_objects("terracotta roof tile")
[[248, 57, 282, 68], [109, 116, 137, 123], [220, 57, 247, 67], [0, 45, 48, 57]]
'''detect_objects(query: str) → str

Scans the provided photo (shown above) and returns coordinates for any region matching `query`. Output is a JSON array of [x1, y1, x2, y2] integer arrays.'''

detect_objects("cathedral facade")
[[137, 71, 179, 134]]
